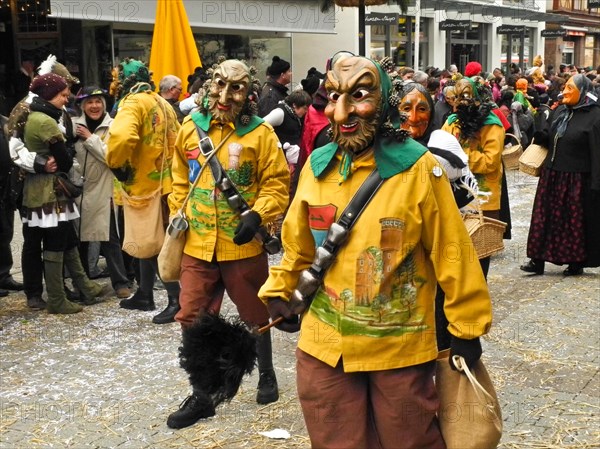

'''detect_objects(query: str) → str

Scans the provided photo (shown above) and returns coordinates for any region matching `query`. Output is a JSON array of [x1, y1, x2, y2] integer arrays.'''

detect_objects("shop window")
[[198, 34, 291, 85], [499, 29, 533, 73], [447, 23, 488, 73], [369, 16, 429, 68], [16, 0, 56, 33], [112, 29, 291, 87], [114, 31, 153, 63]]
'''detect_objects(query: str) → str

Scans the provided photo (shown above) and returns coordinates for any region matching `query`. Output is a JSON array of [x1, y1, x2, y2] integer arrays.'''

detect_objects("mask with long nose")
[[324, 55, 382, 154], [561, 76, 581, 106], [208, 60, 250, 124]]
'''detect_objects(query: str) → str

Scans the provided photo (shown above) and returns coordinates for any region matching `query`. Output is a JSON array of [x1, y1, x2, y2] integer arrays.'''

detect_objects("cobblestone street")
[[1, 169, 599, 449]]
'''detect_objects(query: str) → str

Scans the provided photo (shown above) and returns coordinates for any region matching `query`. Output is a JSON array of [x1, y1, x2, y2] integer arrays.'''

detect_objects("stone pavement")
[[0, 169, 598, 449]]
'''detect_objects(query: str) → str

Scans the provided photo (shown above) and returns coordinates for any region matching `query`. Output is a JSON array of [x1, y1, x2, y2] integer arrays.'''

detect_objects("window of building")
[[370, 16, 429, 68], [16, 0, 56, 33], [112, 30, 290, 86], [500, 28, 533, 73], [584, 35, 595, 68], [447, 23, 488, 73]]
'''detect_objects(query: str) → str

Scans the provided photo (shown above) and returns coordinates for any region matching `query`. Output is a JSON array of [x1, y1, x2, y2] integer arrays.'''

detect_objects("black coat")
[[545, 104, 600, 191], [257, 80, 287, 118]]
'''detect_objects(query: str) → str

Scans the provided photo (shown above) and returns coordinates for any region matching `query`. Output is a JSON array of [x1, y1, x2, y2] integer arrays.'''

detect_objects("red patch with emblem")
[[308, 204, 337, 230], [186, 147, 200, 160]]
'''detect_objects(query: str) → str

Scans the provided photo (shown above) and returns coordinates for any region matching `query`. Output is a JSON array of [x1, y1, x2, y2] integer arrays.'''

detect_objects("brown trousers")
[[175, 253, 270, 327], [296, 349, 446, 449]]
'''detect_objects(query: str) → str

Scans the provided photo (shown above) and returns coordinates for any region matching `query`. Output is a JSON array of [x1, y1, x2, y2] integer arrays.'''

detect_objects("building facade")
[[1, 0, 598, 115], [543, 0, 600, 71]]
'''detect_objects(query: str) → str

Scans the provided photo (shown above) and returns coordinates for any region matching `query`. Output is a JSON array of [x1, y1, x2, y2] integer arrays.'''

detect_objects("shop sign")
[[497, 25, 527, 34], [440, 20, 472, 31], [365, 13, 399, 26], [588, 1, 600, 7], [541, 29, 567, 38]]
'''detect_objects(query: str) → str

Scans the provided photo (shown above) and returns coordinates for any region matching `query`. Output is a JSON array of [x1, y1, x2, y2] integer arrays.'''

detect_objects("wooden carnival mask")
[[453, 79, 477, 109], [561, 76, 581, 106], [324, 54, 382, 154], [398, 85, 432, 139], [209, 60, 250, 124]]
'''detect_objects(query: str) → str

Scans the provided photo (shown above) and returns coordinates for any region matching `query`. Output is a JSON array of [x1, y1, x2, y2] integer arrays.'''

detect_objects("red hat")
[[464, 61, 482, 77], [30, 73, 68, 101]]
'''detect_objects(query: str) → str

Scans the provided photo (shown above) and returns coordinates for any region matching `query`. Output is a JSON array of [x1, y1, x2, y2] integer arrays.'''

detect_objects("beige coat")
[[73, 113, 115, 242]]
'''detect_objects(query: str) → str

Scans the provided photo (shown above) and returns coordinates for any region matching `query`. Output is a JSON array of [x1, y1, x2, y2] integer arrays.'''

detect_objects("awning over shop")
[[407, 0, 568, 23], [50, 0, 336, 34]]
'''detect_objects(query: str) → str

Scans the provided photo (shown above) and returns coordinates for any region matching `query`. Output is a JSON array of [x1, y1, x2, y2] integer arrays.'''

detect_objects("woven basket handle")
[[505, 133, 521, 146]]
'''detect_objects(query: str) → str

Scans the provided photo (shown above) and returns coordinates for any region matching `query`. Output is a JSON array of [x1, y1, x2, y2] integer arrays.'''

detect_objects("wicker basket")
[[463, 209, 507, 259], [519, 138, 548, 177], [502, 133, 523, 170]]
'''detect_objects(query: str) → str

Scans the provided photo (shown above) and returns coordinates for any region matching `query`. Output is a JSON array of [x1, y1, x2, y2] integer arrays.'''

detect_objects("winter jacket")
[[22, 105, 76, 223], [168, 112, 290, 262], [259, 148, 492, 372], [73, 113, 114, 242], [257, 80, 288, 118], [106, 90, 180, 199]]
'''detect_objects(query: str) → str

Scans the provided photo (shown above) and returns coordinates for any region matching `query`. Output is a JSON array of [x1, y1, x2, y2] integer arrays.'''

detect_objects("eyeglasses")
[[172, 86, 183, 92]]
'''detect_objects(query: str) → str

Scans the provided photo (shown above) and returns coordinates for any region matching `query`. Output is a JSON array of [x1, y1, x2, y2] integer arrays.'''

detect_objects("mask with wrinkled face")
[[561, 77, 581, 106], [208, 60, 250, 124], [324, 55, 382, 154], [398, 88, 432, 139]]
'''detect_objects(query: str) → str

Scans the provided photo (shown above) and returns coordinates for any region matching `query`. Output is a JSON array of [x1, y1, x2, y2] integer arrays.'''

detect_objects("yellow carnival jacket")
[[106, 90, 180, 198], [259, 148, 492, 372], [168, 112, 290, 262], [442, 120, 505, 211]]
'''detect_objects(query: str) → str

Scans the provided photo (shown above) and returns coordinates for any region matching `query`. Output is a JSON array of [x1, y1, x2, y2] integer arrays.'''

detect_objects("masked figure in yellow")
[[259, 53, 493, 449], [442, 78, 506, 277], [166, 59, 290, 429]]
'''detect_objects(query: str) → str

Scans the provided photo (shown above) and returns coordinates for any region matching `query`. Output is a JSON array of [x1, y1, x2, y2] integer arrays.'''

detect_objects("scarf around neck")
[[85, 112, 106, 133], [30, 96, 63, 122]]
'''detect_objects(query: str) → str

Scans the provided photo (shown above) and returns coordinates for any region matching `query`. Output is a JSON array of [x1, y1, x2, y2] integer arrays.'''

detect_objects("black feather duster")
[[179, 313, 258, 406]]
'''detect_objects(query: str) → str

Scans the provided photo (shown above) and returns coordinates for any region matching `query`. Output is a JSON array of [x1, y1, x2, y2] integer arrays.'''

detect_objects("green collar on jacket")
[[190, 111, 263, 137], [446, 111, 503, 128], [310, 137, 428, 180]]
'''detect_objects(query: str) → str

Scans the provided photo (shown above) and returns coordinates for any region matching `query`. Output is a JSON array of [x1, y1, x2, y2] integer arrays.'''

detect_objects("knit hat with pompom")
[[267, 56, 291, 77]]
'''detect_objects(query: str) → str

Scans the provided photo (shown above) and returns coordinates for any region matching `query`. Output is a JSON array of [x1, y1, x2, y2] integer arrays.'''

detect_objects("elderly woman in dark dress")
[[520, 74, 600, 276]]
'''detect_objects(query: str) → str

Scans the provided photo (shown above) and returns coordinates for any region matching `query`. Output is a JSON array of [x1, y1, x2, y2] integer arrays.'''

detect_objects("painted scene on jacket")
[[186, 143, 257, 238], [307, 213, 428, 338]]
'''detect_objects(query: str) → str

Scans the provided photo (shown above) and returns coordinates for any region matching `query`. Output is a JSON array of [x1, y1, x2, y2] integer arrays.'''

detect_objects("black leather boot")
[[563, 263, 584, 276], [166, 389, 215, 429], [520, 259, 545, 275], [119, 289, 155, 311], [255, 330, 279, 404], [152, 295, 180, 324]]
